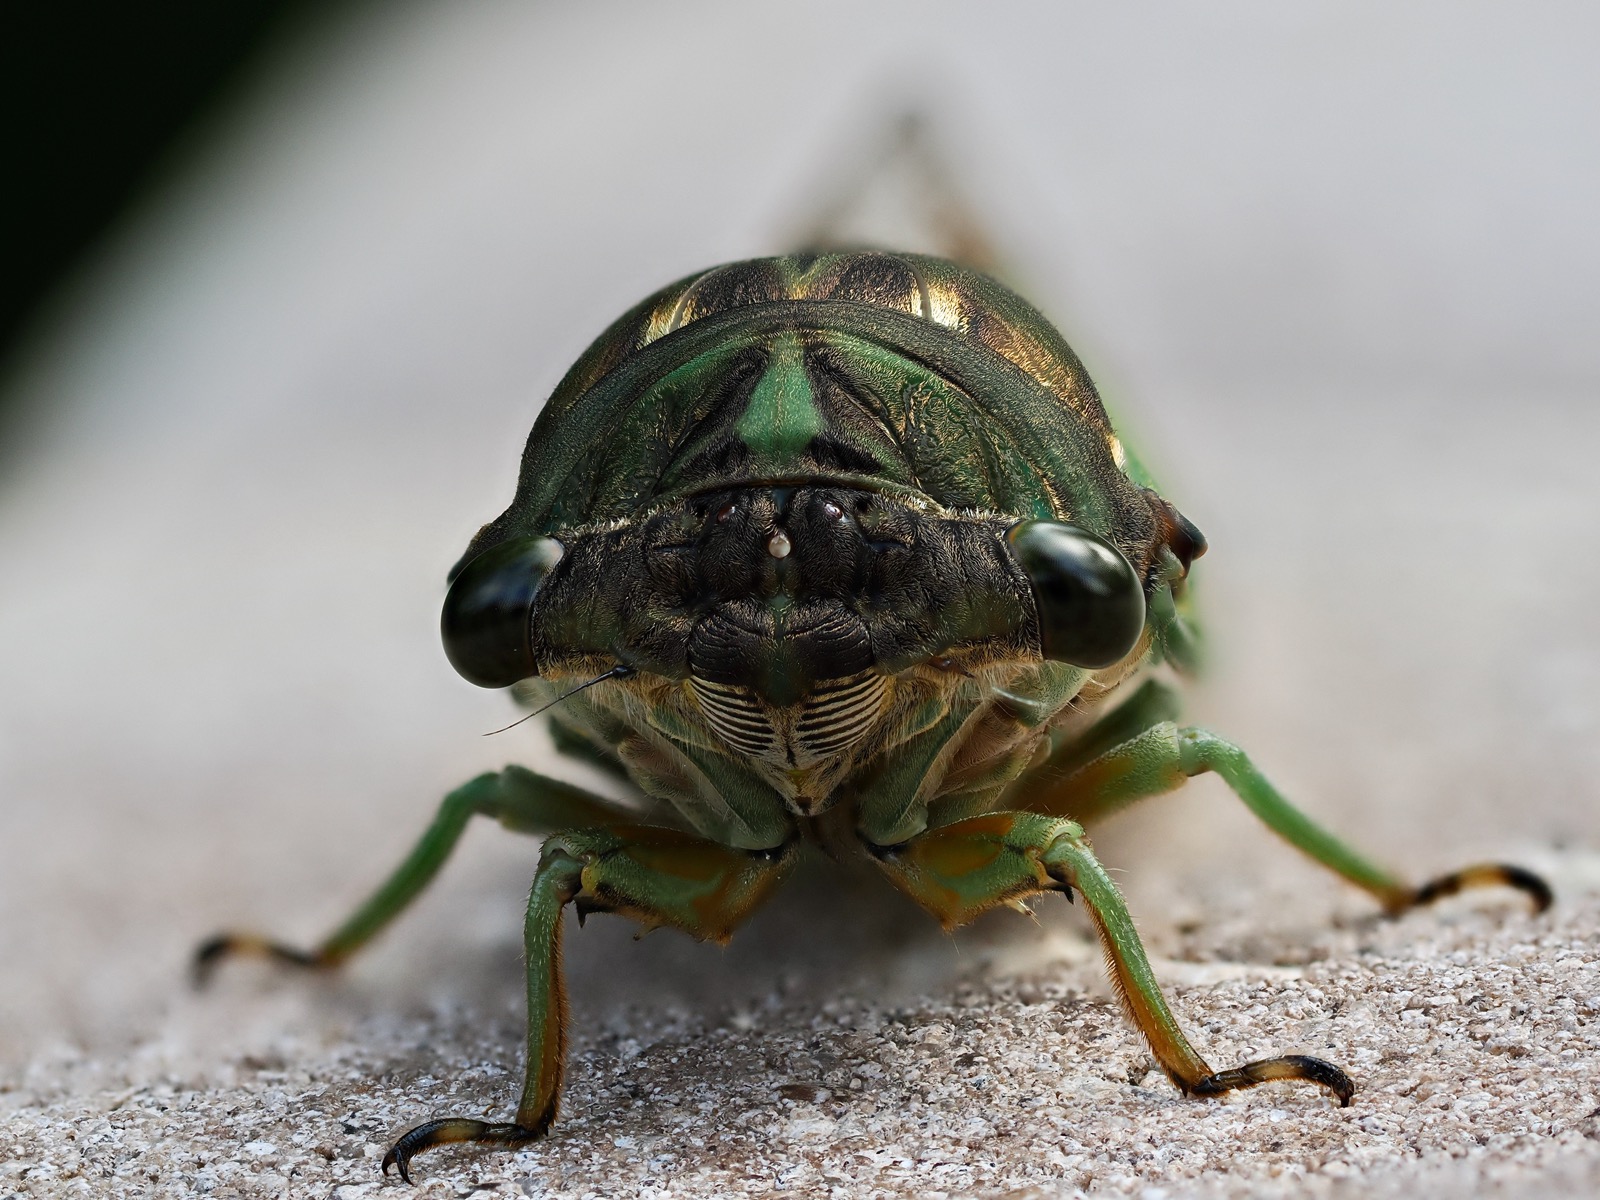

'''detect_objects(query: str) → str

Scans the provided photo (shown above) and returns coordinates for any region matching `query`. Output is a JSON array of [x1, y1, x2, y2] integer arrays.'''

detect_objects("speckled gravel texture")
[[5, 4, 1600, 1198], [5, 874, 1600, 1198]]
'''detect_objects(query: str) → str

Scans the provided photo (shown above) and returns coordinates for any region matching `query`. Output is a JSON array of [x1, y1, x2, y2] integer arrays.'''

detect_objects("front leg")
[[382, 824, 796, 1182], [194, 766, 641, 979], [868, 811, 1354, 1106]]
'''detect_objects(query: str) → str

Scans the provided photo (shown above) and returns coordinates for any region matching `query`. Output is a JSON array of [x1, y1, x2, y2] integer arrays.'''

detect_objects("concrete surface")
[[4, 4, 1599, 1197], [4, 874, 1600, 1198]]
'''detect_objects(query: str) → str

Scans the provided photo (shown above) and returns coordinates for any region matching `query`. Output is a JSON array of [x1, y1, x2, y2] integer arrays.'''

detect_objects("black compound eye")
[[441, 536, 564, 687], [1006, 521, 1145, 669]]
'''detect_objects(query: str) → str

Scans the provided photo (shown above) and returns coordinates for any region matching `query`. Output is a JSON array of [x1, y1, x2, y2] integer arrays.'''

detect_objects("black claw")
[[1278, 1054, 1356, 1106], [190, 932, 323, 989], [1189, 1054, 1355, 1107], [381, 1117, 543, 1183], [380, 1141, 410, 1184], [191, 936, 231, 988], [1503, 865, 1556, 913], [1412, 862, 1554, 914]]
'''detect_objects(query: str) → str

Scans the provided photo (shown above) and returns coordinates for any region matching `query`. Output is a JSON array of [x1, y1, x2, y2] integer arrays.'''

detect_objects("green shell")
[[462, 252, 1169, 582]]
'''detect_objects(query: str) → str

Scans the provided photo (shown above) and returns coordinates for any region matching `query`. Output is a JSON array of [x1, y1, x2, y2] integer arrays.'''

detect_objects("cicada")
[[198, 251, 1550, 1182]]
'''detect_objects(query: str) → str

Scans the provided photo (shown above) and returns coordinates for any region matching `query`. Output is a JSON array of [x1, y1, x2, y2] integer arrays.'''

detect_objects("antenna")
[[483, 665, 634, 736]]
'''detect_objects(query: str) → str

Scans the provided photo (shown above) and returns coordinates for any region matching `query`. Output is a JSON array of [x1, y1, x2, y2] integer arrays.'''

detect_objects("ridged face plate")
[[689, 677, 781, 761], [690, 672, 888, 769], [793, 673, 888, 760]]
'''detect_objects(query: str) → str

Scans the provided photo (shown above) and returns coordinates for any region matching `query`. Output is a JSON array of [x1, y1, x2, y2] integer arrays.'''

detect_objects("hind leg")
[[1028, 716, 1550, 916]]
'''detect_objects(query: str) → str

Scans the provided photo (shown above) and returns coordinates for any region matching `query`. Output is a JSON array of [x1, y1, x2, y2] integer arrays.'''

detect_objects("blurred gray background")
[[3, 3, 1598, 1196]]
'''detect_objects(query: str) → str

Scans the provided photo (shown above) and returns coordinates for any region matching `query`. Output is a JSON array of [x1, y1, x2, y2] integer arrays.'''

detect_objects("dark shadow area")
[[455, 850, 1063, 1041], [0, 1, 326, 378]]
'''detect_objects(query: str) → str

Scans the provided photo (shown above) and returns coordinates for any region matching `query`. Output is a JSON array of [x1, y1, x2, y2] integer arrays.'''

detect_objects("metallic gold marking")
[[924, 281, 966, 329]]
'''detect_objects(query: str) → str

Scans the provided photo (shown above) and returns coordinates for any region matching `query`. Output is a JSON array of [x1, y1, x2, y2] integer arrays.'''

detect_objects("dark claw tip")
[[190, 936, 230, 988], [380, 1143, 412, 1184], [1289, 1055, 1357, 1107], [190, 932, 328, 989], [1412, 862, 1555, 915], [1190, 1053, 1355, 1107], [1501, 864, 1555, 914], [379, 1117, 542, 1184]]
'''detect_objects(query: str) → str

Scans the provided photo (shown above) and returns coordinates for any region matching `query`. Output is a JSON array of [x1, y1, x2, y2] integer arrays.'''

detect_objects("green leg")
[[1025, 677, 1182, 787], [869, 811, 1353, 1104], [381, 824, 796, 1182], [193, 766, 644, 980], [1029, 721, 1551, 916]]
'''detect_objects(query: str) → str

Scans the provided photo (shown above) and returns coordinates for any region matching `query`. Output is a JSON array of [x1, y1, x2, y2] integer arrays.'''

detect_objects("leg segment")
[[1028, 721, 1550, 916], [382, 825, 796, 1182], [194, 766, 643, 981], [869, 812, 1353, 1104], [1023, 677, 1181, 791]]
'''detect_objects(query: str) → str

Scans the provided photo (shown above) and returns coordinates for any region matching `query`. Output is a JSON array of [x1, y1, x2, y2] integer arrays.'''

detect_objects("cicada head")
[[443, 252, 1203, 771]]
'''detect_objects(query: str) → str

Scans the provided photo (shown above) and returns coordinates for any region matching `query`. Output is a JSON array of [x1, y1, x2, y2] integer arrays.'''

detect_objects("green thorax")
[[462, 252, 1163, 581]]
